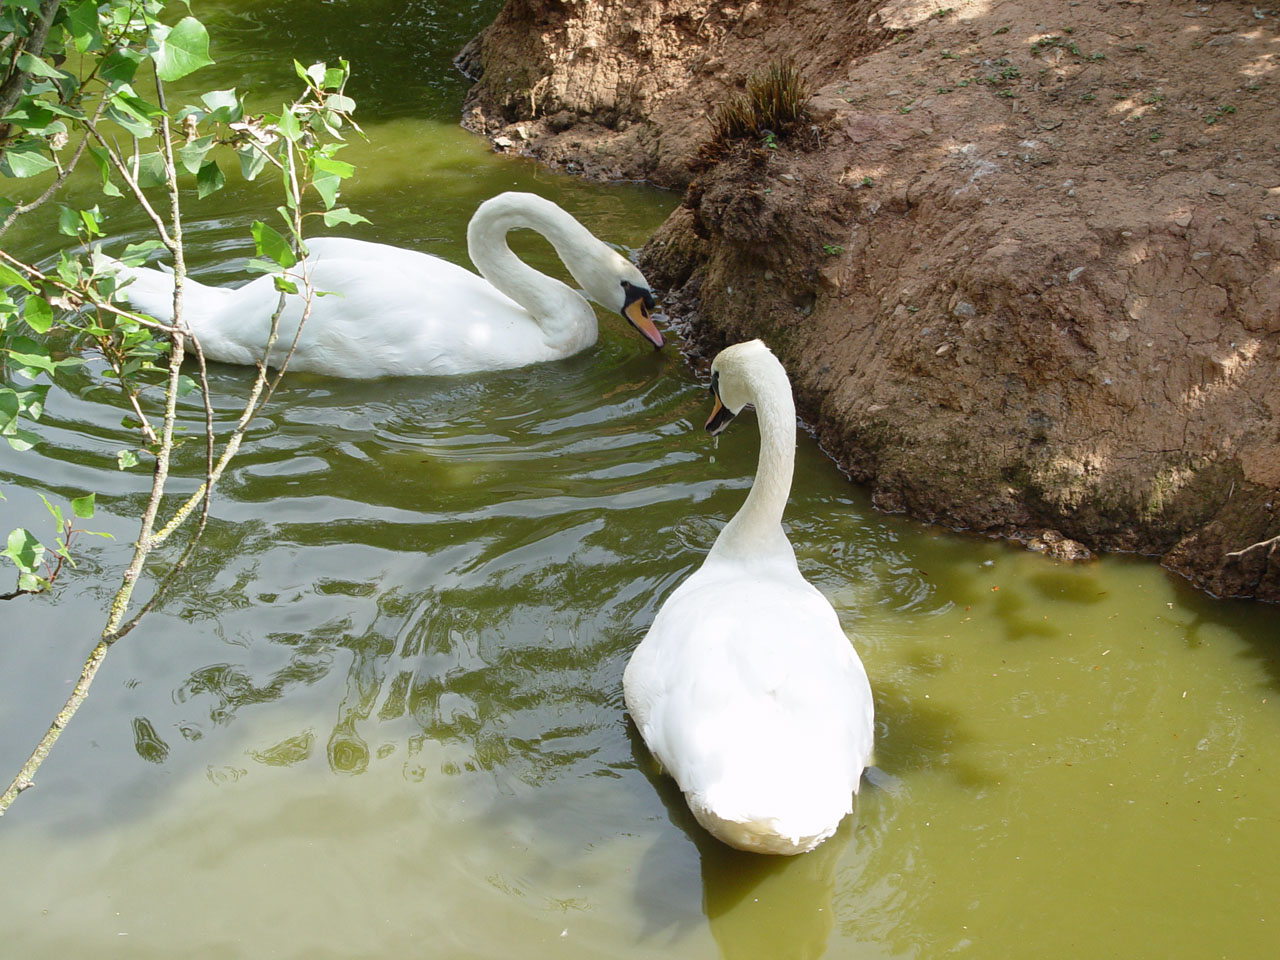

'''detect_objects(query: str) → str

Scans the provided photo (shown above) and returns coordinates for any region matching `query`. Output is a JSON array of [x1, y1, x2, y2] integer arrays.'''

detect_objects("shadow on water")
[[1164, 574, 1280, 695], [872, 678, 995, 792]]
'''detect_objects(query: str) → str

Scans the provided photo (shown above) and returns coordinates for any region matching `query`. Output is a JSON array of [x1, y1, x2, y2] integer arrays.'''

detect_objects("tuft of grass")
[[698, 61, 812, 166]]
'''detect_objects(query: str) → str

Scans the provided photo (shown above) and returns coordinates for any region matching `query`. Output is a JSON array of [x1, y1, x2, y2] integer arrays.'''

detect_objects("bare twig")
[[82, 119, 176, 252], [0, 85, 191, 816], [1226, 534, 1280, 560]]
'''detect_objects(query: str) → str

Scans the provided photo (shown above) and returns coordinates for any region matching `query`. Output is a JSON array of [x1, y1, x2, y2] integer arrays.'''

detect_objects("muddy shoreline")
[[458, 0, 1280, 601]]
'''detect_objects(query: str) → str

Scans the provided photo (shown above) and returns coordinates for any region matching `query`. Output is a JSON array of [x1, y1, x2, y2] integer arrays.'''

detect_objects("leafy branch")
[[0, 0, 364, 815]]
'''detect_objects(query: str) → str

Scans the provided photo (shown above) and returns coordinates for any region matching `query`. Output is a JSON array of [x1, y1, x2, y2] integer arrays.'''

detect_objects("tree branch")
[[0, 0, 63, 145], [1226, 534, 1280, 560]]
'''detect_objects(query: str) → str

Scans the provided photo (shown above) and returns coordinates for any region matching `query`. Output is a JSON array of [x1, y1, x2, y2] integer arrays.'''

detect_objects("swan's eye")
[[709, 370, 720, 398], [621, 280, 655, 310]]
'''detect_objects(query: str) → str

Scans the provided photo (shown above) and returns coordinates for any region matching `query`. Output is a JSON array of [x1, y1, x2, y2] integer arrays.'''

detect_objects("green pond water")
[[2, 2, 1278, 958]]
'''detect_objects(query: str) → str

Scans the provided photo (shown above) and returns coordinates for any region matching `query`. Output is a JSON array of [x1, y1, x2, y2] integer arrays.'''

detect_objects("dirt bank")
[[460, 0, 1280, 601]]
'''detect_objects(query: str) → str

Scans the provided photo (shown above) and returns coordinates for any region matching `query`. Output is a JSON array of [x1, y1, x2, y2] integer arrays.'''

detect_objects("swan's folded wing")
[[289, 241, 560, 375], [626, 571, 873, 811]]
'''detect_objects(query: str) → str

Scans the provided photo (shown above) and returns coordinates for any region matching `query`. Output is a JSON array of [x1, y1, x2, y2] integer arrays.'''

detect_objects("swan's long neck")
[[711, 362, 797, 560], [466, 195, 600, 353]]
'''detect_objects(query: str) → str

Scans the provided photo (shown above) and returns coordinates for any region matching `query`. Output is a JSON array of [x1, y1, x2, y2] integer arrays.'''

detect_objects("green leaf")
[[57, 205, 80, 236], [79, 206, 104, 237], [86, 145, 123, 198], [152, 17, 215, 82], [326, 94, 356, 115], [0, 262, 37, 293], [176, 374, 198, 397], [4, 528, 44, 572], [243, 258, 282, 275], [15, 51, 66, 80], [5, 336, 84, 378], [119, 240, 167, 264], [321, 207, 370, 228], [5, 429, 40, 451], [311, 156, 354, 210], [23, 294, 52, 333], [323, 65, 349, 91], [0, 390, 18, 427], [39, 494, 63, 528], [135, 152, 169, 188], [200, 88, 241, 123], [100, 48, 143, 84], [6, 348, 56, 375], [1, 139, 57, 178], [2, 97, 56, 132], [273, 275, 298, 295], [105, 100, 154, 138], [116, 449, 139, 470], [66, 0, 102, 53], [237, 143, 267, 181], [195, 159, 225, 199], [114, 89, 164, 119], [70, 493, 96, 519], [17, 571, 47, 592], [176, 135, 214, 175], [250, 221, 296, 269], [277, 106, 301, 142], [39, 101, 86, 122]]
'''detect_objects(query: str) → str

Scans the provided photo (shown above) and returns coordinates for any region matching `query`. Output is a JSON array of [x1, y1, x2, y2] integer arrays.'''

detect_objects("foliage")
[[0, 0, 363, 814], [709, 60, 811, 146], [697, 60, 812, 167], [0, 0, 363, 597]]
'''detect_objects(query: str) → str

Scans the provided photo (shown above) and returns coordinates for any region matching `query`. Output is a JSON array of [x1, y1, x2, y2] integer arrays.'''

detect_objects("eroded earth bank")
[[458, 0, 1280, 601]]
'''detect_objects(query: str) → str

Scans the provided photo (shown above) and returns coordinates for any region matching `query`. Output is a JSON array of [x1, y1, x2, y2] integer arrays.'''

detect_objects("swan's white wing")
[[269, 239, 560, 377], [121, 237, 580, 377]]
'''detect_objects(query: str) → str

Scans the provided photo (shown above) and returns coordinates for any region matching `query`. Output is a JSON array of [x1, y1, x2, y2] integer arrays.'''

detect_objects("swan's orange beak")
[[623, 292, 664, 349]]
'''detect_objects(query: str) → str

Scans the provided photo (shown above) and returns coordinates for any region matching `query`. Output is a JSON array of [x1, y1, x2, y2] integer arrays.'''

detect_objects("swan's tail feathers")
[[691, 784, 853, 855]]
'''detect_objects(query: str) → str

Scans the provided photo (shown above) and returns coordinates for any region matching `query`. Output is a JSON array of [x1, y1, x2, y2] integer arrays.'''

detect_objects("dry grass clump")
[[699, 61, 812, 164]]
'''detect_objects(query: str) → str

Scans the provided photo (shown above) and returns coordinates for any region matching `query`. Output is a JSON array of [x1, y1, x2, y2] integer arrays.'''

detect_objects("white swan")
[[624, 339, 874, 855], [110, 192, 664, 377]]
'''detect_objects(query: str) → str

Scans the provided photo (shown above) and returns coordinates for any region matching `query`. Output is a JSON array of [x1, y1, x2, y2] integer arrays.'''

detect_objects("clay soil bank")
[[459, 0, 1280, 601]]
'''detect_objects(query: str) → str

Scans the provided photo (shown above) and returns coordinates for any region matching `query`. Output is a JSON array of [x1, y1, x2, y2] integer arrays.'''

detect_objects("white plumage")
[[109, 192, 663, 378], [624, 339, 874, 855]]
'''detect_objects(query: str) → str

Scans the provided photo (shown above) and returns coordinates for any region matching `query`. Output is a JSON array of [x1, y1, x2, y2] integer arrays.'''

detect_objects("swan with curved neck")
[[624, 339, 874, 855], [112, 192, 664, 377]]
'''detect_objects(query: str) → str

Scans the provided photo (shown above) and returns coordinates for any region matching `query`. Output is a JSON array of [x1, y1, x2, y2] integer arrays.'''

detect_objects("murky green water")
[[2, 3, 1278, 958]]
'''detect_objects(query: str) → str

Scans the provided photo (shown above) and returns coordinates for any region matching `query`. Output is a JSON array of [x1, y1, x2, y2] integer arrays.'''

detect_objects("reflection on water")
[[3, 1, 1280, 959]]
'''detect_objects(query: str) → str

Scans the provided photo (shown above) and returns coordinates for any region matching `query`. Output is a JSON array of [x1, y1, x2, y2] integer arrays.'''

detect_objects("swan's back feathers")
[[112, 238, 574, 376], [625, 555, 874, 854]]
